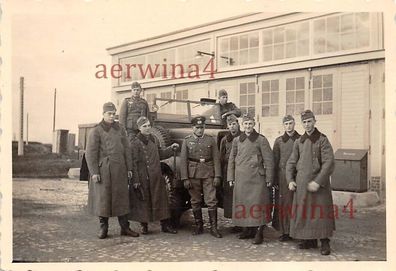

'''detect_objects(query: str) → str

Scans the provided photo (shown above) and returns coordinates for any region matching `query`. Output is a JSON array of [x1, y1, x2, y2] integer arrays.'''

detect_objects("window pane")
[[240, 34, 248, 49], [274, 27, 285, 43], [220, 39, 229, 52], [327, 16, 340, 33], [270, 105, 279, 116], [240, 83, 247, 94], [263, 46, 273, 61], [263, 29, 273, 45], [326, 33, 339, 52], [230, 36, 239, 50], [262, 106, 270, 117], [274, 44, 284, 60], [262, 81, 270, 92], [313, 103, 322, 115], [286, 104, 295, 115], [313, 89, 322, 102], [248, 107, 255, 116], [314, 37, 326, 54], [271, 80, 279, 91], [286, 42, 296, 58], [240, 95, 247, 106], [297, 22, 309, 40], [314, 19, 325, 36], [341, 32, 356, 50], [296, 90, 305, 103], [249, 48, 259, 64], [286, 28, 297, 41], [296, 77, 305, 89], [240, 49, 248, 65], [262, 93, 270, 104], [248, 82, 256, 93], [250, 33, 259, 47], [295, 104, 305, 115], [357, 32, 370, 47], [248, 94, 255, 105], [323, 74, 333, 87], [286, 91, 295, 103], [313, 75, 322, 88], [323, 102, 333, 114], [341, 14, 354, 32], [286, 78, 295, 91], [297, 39, 309, 56], [271, 92, 279, 104], [323, 88, 333, 101]]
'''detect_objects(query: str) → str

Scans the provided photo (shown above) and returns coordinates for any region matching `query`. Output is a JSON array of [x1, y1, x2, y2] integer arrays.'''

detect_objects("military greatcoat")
[[219, 130, 241, 218], [227, 130, 274, 227], [286, 128, 336, 239], [272, 131, 300, 234], [85, 120, 132, 217], [118, 97, 149, 133], [128, 133, 174, 223]]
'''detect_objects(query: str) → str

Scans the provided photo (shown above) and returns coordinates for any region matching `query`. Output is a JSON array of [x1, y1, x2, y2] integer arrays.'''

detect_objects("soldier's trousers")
[[188, 178, 217, 211]]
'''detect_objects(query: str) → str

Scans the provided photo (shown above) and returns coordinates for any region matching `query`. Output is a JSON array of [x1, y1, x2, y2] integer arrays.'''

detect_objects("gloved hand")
[[183, 179, 192, 190], [266, 181, 272, 188], [213, 177, 221, 187], [91, 174, 101, 183], [127, 171, 133, 179], [307, 181, 320, 192], [171, 143, 179, 151], [288, 181, 297, 191], [133, 182, 141, 189], [228, 180, 235, 187]]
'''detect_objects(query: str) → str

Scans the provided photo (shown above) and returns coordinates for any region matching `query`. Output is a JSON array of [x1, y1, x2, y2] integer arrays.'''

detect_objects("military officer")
[[272, 115, 300, 242], [217, 89, 241, 128], [180, 116, 222, 238], [286, 110, 335, 255], [85, 102, 139, 239], [119, 81, 149, 140]]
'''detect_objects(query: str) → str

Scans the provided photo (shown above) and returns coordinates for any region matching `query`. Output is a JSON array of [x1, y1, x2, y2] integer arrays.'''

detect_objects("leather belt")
[[188, 158, 212, 163]]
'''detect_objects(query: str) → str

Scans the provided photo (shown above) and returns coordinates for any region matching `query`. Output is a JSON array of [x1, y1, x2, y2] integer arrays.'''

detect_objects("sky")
[[9, 0, 249, 144]]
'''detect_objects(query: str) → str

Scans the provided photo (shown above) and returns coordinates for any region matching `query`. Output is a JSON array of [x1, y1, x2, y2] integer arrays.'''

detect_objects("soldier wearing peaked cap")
[[119, 81, 149, 140], [85, 102, 139, 239], [286, 110, 335, 255], [217, 89, 241, 128], [180, 116, 223, 238], [272, 115, 300, 242]]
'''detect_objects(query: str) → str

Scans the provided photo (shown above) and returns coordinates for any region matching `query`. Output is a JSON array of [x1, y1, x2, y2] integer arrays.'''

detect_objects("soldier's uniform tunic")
[[180, 134, 221, 211], [118, 97, 149, 139]]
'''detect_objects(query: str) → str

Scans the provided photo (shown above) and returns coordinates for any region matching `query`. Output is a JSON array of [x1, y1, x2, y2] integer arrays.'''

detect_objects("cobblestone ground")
[[12, 178, 386, 262]]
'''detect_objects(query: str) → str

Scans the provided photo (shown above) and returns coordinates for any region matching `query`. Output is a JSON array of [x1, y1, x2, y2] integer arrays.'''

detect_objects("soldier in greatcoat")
[[217, 89, 241, 128], [180, 116, 222, 238], [118, 81, 149, 140], [85, 102, 139, 239], [272, 115, 300, 242], [219, 115, 241, 225], [227, 114, 274, 244], [128, 116, 179, 234], [286, 110, 335, 255]]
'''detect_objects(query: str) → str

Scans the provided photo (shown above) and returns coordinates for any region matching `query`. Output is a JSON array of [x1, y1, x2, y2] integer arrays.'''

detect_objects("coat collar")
[[300, 128, 321, 144], [137, 132, 155, 145], [281, 131, 301, 143], [226, 130, 241, 142], [239, 129, 259, 142], [100, 119, 120, 132]]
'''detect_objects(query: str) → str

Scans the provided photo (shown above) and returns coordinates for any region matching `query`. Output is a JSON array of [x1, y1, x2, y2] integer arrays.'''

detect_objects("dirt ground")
[[12, 178, 386, 262]]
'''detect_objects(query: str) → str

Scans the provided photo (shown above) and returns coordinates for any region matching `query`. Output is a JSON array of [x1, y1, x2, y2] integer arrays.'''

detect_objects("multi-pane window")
[[262, 22, 309, 61], [176, 89, 188, 113], [286, 77, 305, 116], [160, 92, 172, 99], [219, 32, 259, 67], [261, 80, 279, 117], [177, 41, 211, 75], [239, 82, 256, 116], [312, 74, 333, 115], [146, 49, 176, 78], [146, 93, 157, 109], [313, 13, 370, 54], [120, 55, 146, 82]]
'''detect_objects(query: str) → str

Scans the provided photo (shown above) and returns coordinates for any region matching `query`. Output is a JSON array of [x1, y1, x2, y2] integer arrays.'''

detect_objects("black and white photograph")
[[1, 0, 395, 270]]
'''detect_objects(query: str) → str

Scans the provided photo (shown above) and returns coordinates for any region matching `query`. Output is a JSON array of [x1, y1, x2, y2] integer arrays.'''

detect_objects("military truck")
[[147, 97, 228, 228]]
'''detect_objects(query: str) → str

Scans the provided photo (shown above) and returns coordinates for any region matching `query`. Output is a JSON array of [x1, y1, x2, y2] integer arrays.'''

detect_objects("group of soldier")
[[85, 81, 336, 256]]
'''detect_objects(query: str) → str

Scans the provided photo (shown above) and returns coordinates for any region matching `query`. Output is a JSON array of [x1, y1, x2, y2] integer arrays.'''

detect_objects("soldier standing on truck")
[[217, 89, 241, 128], [180, 116, 223, 238], [272, 115, 300, 242], [119, 81, 149, 140]]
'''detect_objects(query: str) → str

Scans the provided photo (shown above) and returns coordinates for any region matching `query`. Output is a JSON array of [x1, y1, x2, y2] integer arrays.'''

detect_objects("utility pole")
[[18, 77, 24, 156], [53, 88, 57, 132]]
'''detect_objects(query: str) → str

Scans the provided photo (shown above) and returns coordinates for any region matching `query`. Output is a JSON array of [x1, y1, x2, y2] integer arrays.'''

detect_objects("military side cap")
[[226, 114, 238, 124], [282, 114, 295, 123], [242, 113, 255, 122], [103, 102, 116, 113], [218, 89, 228, 98], [191, 116, 206, 127], [301, 109, 315, 121], [137, 116, 150, 128], [131, 81, 142, 90]]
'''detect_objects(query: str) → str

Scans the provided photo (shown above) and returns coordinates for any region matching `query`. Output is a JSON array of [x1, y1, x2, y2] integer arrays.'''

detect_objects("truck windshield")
[[155, 99, 222, 125]]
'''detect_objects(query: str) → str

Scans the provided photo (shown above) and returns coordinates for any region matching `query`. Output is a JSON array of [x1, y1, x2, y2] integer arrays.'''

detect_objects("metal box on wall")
[[331, 149, 368, 192]]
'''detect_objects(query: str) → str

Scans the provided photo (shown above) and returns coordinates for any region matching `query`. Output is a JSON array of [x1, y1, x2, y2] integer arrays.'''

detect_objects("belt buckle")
[[199, 158, 205, 163]]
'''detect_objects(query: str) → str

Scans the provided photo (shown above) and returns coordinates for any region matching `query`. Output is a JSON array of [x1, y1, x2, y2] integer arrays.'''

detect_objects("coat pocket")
[[188, 161, 197, 178]]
